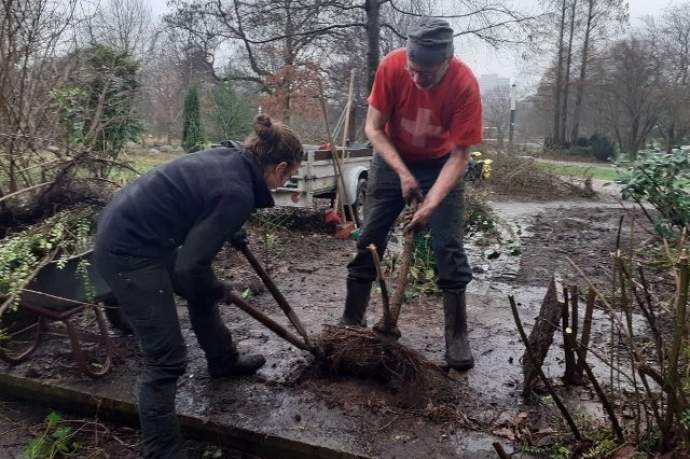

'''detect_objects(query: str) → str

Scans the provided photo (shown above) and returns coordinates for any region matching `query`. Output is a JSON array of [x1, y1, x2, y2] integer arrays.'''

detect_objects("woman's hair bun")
[[245, 113, 304, 167], [254, 114, 274, 141]]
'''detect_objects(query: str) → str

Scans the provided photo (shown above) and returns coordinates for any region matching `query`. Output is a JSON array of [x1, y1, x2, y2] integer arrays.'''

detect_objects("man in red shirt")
[[340, 17, 483, 370]]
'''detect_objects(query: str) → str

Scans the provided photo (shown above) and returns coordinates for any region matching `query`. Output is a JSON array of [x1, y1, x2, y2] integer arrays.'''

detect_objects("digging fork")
[[231, 233, 313, 350]]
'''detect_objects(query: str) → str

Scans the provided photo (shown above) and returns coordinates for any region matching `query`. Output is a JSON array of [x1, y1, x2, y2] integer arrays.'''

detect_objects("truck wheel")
[[354, 177, 367, 225]]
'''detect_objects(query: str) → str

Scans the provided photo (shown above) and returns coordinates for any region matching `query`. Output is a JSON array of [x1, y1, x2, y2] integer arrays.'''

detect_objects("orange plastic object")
[[335, 223, 356, 240], [324, 209, 342, 225]]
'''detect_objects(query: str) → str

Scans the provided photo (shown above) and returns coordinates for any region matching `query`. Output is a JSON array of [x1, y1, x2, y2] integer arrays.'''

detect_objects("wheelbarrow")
[[0, 249, 119, 378]]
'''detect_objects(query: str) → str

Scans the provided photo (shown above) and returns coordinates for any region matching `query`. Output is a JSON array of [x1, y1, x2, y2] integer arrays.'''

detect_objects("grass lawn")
[[537, 162, 620, 181], [110, 150, 182, 183]]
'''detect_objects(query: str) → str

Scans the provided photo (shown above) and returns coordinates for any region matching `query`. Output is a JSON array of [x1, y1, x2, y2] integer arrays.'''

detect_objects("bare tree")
[[482, 85, 511, 149], [139, 34, 187, 143], [559, 0, 577, 146], [550, 0, 568, 147], [91, 0, 153, 59], [0, 0, 81, 195], [599, 37, 662, 157], [165, 0, 540, 127], [165, 0, 340, 123], [646, 4, 690, 153], [569, 0, 627, 143]]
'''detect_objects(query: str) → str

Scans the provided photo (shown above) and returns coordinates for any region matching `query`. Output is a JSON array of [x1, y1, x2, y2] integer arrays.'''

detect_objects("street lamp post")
[[509, 83, 517, 153]]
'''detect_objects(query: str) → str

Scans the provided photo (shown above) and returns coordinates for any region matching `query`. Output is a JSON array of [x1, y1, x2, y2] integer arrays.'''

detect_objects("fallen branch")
[[0, 181, 54, 204]]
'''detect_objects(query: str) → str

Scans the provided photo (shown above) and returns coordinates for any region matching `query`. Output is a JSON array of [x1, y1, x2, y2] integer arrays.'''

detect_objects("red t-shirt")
[[368, 48, 483, 161]]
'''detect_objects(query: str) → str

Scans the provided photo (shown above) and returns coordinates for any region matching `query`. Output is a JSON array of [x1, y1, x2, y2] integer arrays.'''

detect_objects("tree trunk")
[[552, 0, 568, 148], [560, 0, 578, 147], [8, 139, 17, 193], [571, 0, 593, 143], [283, 4, 294, 124], [666, 125, 675, 154], [283, 77, 291, 123], [365, 0, 381, 92], [627, 114, 642, 158]]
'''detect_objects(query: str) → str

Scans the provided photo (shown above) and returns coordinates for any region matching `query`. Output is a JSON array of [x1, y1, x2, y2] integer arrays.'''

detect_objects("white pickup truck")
[[272, 143, 373, 223], [271, 143, 486, 223]]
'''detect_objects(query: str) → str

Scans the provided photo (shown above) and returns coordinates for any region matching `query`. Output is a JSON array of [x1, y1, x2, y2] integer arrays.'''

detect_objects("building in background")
[[479, 74, 510, 96]]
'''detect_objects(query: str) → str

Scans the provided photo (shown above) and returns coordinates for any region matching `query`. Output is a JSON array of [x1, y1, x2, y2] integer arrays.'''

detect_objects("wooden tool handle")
[[225, 292, 314, 354], [389, 229, 415, 326], [238, 244, 312, 346], [367, 244, 391, 329]]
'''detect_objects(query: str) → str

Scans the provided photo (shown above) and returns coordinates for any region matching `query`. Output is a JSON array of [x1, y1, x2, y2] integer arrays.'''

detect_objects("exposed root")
[[316, 325, 445, 406]]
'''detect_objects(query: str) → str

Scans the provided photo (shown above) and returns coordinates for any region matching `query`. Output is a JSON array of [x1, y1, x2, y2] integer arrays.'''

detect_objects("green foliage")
[[0, 208, 96, 312], [464, 189, 497, 237], [681, 408, 690, 430], [241, 288, 254, 300], [575, 136, 590, 148], [518, 443, 572, 458], [202, 445, 224, 458], [558, 134, 615, 161], [208, 81, 252, 141], [401, 188, 498, 296], [262, 232, 277, 251], [52, 45, 142, 165], [590, 134, 615, 161], [24, 411, 80, 459], [408, 231, 439, 295], [617, 149, 690, 236], [582, 431, 617, 458], [182, 86, 205, 153]]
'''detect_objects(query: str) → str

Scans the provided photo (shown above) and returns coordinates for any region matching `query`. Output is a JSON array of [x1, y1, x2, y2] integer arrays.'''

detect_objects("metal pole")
[[508, 83, 516, 153]]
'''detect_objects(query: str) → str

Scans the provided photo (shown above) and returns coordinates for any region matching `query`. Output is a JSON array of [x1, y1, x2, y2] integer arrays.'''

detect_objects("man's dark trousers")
[[94, 248, 232, 459], [348, 154, 473, 290]]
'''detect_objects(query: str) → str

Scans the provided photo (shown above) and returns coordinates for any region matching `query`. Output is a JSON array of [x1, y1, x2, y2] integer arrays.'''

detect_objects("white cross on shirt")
[[400, 108, 443, 148]]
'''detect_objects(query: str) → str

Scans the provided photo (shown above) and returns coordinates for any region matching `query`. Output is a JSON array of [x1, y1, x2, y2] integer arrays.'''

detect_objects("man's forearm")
[[367, 127, 411, 177], [424, 146, 471, 209]]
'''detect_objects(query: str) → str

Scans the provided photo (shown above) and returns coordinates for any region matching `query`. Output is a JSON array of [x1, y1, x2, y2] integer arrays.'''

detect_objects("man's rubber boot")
[[208, 349, 266, 378], [443, 290, 474, 370], [338, 279, 371, 327]]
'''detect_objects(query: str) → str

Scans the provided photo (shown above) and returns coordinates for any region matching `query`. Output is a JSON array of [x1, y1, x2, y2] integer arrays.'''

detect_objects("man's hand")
[[399, 172, 423, 204], [404, 203, 434, 233]]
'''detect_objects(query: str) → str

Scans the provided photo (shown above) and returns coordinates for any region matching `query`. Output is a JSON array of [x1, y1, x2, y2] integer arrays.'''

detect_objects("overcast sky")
[[146, 0, 681, 90]]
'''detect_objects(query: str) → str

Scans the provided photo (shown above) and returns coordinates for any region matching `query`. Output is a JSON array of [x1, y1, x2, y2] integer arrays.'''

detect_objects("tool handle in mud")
[[389, 229, 416, 326], [238, 245, 312, 346], [225, 292, 314, 354], [367, 244, 392, 331]]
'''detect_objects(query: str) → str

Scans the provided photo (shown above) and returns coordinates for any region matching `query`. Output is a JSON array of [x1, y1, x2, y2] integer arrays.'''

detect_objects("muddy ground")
[[0, 186, 666, 458], [0, 395, 255, 459]]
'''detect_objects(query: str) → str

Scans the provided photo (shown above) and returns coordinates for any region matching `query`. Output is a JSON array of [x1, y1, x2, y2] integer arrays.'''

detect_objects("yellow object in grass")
[[481, 158, 493, 179]]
